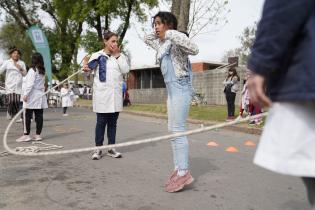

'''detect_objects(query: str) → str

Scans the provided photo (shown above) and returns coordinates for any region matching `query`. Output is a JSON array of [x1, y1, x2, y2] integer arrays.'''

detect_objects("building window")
[[134, 71, 141, 89], [152, 69, 165, 88], [141, 70, 151, 89]]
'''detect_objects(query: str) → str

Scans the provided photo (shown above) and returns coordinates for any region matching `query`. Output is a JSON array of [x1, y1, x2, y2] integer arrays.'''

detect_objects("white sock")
[[177, 170, 188, 177]]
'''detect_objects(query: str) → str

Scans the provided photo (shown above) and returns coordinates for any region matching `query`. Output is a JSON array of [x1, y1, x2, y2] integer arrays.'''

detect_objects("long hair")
[[226, 67, 240, 81], [152, 11, 178, 30], [31, 52, 45, 75]]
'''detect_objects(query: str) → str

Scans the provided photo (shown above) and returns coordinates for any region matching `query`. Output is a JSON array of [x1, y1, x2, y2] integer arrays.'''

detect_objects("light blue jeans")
[[159, 44, 193, 171], [166, 77, 192, 171]]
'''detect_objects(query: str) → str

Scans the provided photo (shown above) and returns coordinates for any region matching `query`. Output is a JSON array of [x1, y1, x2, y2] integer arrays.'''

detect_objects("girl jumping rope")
[[145, 11, 199, 193]]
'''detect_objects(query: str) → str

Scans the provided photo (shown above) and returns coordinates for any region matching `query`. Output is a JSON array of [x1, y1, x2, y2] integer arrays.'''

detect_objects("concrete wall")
[[129, 88, 167, 104], [129, 67, 246, 105]]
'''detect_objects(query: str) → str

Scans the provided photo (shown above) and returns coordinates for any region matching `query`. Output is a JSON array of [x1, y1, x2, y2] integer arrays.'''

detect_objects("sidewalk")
[[74, 102, 263, 135]]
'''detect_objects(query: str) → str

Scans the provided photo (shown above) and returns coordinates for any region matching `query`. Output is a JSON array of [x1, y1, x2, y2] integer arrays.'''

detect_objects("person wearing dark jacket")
[[247, 0, 315, 208]]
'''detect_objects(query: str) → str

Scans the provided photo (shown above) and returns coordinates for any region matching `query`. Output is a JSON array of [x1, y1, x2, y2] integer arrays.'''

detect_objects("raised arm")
[[144, 33, 159, 51], [19, 61, 27, 76], [165, 30, 199, 55], [116, 54, 130, 74]]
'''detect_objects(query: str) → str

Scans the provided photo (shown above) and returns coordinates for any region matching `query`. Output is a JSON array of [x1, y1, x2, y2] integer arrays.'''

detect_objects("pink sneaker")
[[165, 171, 194, 193], [32, 135, 42, 141], [165, 170, 178, 187], [16, 135, 32, 142]]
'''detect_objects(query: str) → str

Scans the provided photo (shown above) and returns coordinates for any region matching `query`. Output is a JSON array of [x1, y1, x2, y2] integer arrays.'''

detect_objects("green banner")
[[27, 25, 52, 87]]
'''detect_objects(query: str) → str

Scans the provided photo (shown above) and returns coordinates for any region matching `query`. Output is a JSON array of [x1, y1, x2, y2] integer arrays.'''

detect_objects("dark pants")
[[225, 92, 236, 117], [302, 177, 315, 209], [63, 107, 68, 114], [95, 112, 119, 146], [24, 109, 43, 135], [7, 93, 20, 118]]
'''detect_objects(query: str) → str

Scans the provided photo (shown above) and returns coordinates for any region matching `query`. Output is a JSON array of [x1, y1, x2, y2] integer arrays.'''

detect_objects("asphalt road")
[[0, 108, 310, 210]]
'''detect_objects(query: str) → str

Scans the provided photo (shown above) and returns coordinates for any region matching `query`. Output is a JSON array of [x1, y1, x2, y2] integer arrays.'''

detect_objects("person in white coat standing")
[[60, 83, 74, 116], [0, 47, 27, 120], [83, 30, 130, 160], [16, 52, 48, 142]]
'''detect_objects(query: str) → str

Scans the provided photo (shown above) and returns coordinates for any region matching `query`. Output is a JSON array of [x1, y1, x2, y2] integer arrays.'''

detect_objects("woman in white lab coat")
[[0, 47, 26, 120], [16, 52, 48, 142], [83, 30, 129, 160], [60, 83, 74, 116]]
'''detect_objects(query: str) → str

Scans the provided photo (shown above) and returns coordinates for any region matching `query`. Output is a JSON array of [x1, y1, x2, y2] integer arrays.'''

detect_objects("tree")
[[0, 22, 35, 65], [41, 0, 85, 79], [188, 0, 229, 38], [161, 0, 229, 38], [80, 0, 158, 42], [222, 23, 257, 65], [0, 0, 158, 80], [0, 0, 84, 79], [171, 0, 190, 32], [0, 0, 39, 30]]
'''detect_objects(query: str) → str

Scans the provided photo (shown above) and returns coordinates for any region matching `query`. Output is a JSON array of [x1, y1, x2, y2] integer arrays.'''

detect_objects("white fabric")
[[241, 83, 250, 109], [88, 50, 129, 113], [60, 87, 74, 107], [254, 102, 315, 177], [0, 59, 26, 94], [21, 76, 26, 103], [23, 68, 48, 109], [79, 87, 84, 95]]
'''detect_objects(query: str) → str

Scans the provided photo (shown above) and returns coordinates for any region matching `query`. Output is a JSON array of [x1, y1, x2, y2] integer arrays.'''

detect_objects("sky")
[[0, 0, 265, 68]]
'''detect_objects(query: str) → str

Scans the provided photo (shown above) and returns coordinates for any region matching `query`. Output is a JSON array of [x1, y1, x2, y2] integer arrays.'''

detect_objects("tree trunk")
[[177, 0, 190, 32], [119, 0, 134, 44], [171, 0, 181, 19], [171, 0, 190, 32], [73, 48, 78, 85], [96, 15, 102, 41], [105, 15, 109, 30]]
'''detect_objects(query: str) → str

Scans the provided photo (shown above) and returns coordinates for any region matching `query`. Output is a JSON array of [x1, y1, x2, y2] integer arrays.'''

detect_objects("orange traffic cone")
[[244, 140, 256, 146], [207, 141, 219, 147], [225, 146, 238, 153]]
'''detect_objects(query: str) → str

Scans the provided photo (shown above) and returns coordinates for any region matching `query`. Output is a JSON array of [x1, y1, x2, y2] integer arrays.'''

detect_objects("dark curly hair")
[[8, 46, 21, 56], [152, 11, 178, 30]]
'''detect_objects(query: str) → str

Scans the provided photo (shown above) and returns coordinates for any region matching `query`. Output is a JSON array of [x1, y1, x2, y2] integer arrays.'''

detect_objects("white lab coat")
[[61, 87, 74, 107], [88, 50, 130, 113], [254, 102, 315, 177], [0, 59, 26, 94], [23, 68, 48, 109]]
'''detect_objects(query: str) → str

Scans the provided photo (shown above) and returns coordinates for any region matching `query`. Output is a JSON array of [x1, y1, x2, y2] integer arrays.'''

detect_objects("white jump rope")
[[3, 57, 268, 156]]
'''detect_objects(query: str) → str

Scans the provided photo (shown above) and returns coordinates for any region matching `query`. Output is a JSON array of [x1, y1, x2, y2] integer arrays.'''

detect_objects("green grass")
[[125, 103, 239, 122], [75, 99, 238, 122], [189, 105, 236, 122], [76, 98, 92, 106], [124, 104, 168, 114]]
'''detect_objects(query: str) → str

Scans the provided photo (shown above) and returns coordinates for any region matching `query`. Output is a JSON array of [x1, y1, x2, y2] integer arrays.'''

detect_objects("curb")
[[74, 104, 262, 135]]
